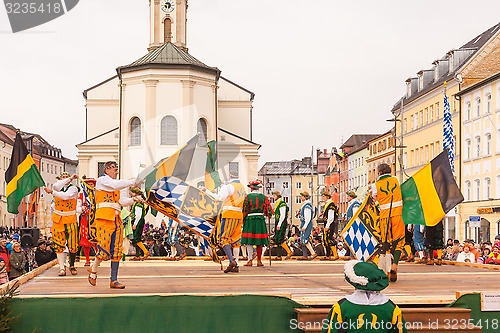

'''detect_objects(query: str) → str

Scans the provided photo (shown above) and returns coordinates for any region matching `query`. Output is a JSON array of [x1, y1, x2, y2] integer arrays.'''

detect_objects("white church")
[[77, 0, 260, 189]]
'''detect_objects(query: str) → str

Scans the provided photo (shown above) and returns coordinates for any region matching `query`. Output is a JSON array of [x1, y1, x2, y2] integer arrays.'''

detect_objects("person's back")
[[322, 261, 407, 333]]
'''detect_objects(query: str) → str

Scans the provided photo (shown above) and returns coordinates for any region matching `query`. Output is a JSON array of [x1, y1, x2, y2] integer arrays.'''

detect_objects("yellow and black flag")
[[401, 150, 463, 226], [6, 133, 45, 214]]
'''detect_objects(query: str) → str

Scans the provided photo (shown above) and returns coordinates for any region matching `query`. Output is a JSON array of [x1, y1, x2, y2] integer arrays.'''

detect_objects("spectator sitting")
[[313, 237, 325, 257], [478, 247, 492, 264], [337, 242, 347, 257], [35, 240, 56, 266], [444, 246, 457, 261], [9, 242, 26, 280], [0, 256, 8, 285], [456, 244, 476, 263], [485, 245, 500, 265], [465, 240, 481, 261], [0, 239, 9, 276], [494, 235, 500, 248], [446, 238, 454, 247]]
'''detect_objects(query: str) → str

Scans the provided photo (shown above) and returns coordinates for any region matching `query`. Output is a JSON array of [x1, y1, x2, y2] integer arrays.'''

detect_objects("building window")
[[465, 181, 471, 201], [160, 116, 178, 145], [436, 102, 440, 119], [411, 115, 414, 130], [425, 145, 429, 162], [486, 133, 492, 155], [308, 181, 313, 189], [296, 182, 302, 189], [485, 178, 491, 200], [403, 152, 407, 168], [425, 108, 429, 124], [476, 98, 481, 117], [420, 147, 423, 165], [129, 117, 141, 146], [282, 181, 289, 189], [97, 162, 106, 177], [474, 179, 481, 201], [229, 162, 239, 178], [404, 119, 407, 133], [487, 94, 491, 114], [466, 102, 471, 120], [411, 150, 415, 166], [430, 143, 435, 159], [163, 18, 172, 43], [284, 196, 289, 204], [197, 118, 208, 144], [465, 139, 471, 159], [497, 175, 500, 198], [430, 105, 434, 121], [296, 196, 301, 204], [475, 136, 481, 157], [269, 182, 275, 189]]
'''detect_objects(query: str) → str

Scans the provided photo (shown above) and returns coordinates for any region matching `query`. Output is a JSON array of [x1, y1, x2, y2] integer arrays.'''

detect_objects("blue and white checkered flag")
[[341, 196, 380, 262], [443, 92, 455, 174]]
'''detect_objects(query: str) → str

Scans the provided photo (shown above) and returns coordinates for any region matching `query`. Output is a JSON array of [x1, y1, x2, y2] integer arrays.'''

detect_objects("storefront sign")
[[476, 206, 500, 214], [469, 216, 481, 228], [481, 293, 500, 311]]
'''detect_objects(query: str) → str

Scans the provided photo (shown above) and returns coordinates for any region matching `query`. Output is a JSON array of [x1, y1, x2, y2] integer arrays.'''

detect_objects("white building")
[[77, 0, 260, 224]]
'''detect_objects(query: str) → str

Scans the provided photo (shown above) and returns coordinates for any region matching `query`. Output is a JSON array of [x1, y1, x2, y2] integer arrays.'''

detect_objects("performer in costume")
[[204, 176, 246, 273], [320, 191, 339, 261], [165, 218, 186, 261], [44, 173, 80, 276], [345, 190, 361, 223], [76, 177, 96, 267], [425, 219, 444, 265], [370, 163, 405, 282], [272, 191, 292, 260], [403, 224, 415, 262], [322, 260, 407, 333], [241, 181, 273, 267], [87, 161, 141, 289], [298, 192, 317, 260], [130, 190, 151, 261], [413, 225, 426, 263]]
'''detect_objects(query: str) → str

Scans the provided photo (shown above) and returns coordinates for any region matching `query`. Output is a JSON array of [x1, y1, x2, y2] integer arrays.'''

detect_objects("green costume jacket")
[[273, 198, 289, 244], [241, 192, 273, 246], [131, 202, 149, 244]]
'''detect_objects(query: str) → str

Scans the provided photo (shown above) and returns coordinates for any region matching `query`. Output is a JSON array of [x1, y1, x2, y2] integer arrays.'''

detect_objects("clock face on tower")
[[161, 0, 175, 13]]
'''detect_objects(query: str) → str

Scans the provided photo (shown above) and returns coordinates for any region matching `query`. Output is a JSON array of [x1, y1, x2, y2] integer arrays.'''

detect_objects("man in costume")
[[320, 191, 339, 261], [298, 191, 317, 260], [370, 163, 405, 282], [271, 191, 292, 260], [241, 181, 273, 267], [204, 176, 246, 273], [425, 219, 444, 265], [76, 177, 96, 267], [413, 225, 426, 263], [87, 161, 141, 289], [345, 190, 361, 223], [403, 224, 415, 262], [165, 217, 186, 261], [322, 260, 407, 333], [130, 189, 151, 261], [44, 172, 80, 276]]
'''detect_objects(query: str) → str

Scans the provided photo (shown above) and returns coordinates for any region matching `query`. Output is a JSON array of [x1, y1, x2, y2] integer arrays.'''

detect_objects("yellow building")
[[367, 129, 395, 187], [393, 23, 500, 241]]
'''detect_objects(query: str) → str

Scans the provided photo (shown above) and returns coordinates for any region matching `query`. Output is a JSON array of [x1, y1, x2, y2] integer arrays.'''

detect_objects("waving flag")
[[341, 196, 380, 261], [6, 133, 45, 214], [443, 91, 455, 174], [401, 151, 463, 226], [146, 176, 223, 266], [78, 178, 97, 243]]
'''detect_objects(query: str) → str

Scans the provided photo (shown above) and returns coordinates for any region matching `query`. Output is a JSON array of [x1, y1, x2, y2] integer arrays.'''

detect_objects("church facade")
[[77, 0, 260, 192]]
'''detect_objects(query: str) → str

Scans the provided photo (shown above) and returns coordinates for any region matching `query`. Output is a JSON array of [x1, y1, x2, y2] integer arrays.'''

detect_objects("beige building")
[[458, 71, 500, 242], [393, 23, 500, 241], [77, 0, 260, 225], [367, 129, 395, 187]]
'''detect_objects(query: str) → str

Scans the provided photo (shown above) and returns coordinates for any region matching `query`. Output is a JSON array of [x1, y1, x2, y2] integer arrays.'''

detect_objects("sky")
[[1, 0, 500, 167]]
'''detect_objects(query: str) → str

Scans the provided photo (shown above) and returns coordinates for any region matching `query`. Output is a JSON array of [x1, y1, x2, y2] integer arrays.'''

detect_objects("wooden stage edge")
[[11, 258, 500, 306]]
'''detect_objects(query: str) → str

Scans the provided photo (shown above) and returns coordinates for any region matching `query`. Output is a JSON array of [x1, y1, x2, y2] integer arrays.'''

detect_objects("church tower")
[[149, 0, 188, 51]]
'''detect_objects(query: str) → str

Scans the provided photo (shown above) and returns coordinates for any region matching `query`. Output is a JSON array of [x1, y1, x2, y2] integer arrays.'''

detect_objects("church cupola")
[[149, 0, 188, 52]]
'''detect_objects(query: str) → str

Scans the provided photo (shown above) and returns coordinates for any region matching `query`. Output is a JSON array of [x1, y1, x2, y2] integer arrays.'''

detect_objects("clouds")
[[1, 0, 499, 166]]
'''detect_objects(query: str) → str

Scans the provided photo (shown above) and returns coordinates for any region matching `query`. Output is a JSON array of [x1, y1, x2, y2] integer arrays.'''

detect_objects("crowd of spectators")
[[435, 235, 500, 265]]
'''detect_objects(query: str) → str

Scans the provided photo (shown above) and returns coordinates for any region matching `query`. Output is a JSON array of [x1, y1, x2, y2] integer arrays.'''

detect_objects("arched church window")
[[164, 18, 172, 43], [130, 117, 141, 146], [197, 118, 208, 144], [161, 116, 177, 145]]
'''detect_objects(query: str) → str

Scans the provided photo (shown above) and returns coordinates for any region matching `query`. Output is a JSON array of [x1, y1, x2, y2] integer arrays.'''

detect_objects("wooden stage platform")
[[16, 259, 500, 306]]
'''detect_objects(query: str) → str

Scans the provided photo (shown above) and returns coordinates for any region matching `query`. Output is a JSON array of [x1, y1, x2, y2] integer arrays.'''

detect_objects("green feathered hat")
[[344, 260, 389, 291]]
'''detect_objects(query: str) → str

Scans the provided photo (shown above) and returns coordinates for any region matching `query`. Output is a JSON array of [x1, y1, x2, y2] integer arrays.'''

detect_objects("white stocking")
[[246, 245, 254, 261], [306, 243, 315, 256], [233, 247, 240, 264], [57, 253, 67, 270], [90, 258, 103, 279]]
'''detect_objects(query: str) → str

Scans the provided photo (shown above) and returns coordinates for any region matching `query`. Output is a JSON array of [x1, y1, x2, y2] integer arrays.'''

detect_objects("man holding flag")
[[88, 161, 142, 289], [44, 172, 80, 276], [370, 163, 405, 282]]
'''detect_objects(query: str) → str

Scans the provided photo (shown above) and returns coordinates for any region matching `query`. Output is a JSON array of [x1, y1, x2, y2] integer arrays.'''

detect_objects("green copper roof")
[[118, 42, 218, 74]]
